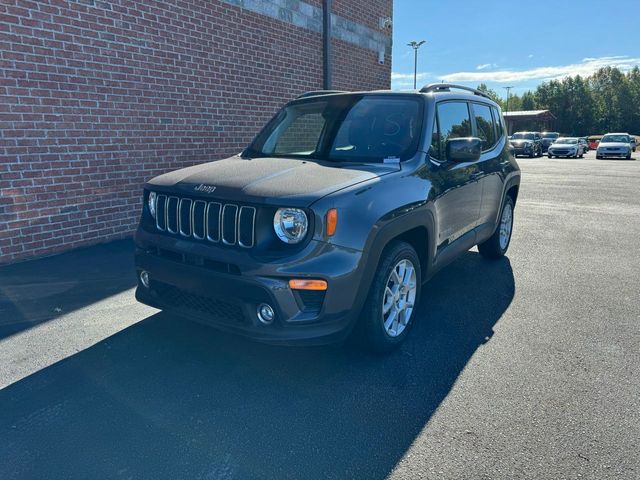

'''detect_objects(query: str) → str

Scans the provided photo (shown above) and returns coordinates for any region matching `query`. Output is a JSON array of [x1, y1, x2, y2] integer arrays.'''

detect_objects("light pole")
[[503, 86, 514, 113], [407, 40, 426, 89], [504, 86, 514, 134]]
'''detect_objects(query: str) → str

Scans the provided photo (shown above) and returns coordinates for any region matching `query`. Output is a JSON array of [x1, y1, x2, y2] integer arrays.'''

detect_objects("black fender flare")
[[350, 205, 436, 316]]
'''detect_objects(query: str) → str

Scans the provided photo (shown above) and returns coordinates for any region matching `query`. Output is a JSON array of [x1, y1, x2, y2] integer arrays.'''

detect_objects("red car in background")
[[588, 135, 602, 150]]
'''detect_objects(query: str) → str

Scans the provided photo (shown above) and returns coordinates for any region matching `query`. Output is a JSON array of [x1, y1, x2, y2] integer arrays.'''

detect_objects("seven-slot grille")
[[154, 194, 256, 248]]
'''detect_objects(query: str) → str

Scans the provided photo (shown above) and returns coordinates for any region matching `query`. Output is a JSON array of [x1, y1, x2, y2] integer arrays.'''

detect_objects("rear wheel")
[[357, 241, 421, 353], [478, 196, 514, 259], [626, 153, 632, 160]]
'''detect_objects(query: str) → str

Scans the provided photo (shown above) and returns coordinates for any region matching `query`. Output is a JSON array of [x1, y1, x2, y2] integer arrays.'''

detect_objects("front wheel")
[[357, 241, 421, 353], [478, 196, 514, 259]]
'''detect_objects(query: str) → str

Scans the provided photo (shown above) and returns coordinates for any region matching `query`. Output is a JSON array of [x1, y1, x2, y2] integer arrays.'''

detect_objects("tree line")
[[477, 66, 640, 136]]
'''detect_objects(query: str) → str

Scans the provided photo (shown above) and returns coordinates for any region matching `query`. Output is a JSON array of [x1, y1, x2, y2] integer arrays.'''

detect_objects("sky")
[[391, 0, 640, 98]]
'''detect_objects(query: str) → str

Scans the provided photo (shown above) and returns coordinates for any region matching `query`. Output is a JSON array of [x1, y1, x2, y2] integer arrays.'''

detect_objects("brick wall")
[[0, 0, 391, 263]]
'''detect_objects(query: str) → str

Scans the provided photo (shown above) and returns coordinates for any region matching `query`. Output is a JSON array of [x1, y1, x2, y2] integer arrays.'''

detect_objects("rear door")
[[471, 103, 505, 228], [429, 101, 483, 247]]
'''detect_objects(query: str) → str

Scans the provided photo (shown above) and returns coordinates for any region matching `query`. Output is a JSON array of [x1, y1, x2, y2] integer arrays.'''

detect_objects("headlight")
[[148, 191, 157, 219], [273, 208, 308, 244]]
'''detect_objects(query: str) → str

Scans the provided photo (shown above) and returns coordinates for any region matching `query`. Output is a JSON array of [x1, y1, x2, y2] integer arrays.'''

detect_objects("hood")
[[146, 156, 398, 207], [550, 143, 576, 148], [510, 139, 532, 145], [597, 142, 629, 148]]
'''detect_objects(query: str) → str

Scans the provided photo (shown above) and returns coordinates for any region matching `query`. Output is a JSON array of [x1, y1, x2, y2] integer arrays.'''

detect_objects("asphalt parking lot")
[[1, 153, 638, 479]]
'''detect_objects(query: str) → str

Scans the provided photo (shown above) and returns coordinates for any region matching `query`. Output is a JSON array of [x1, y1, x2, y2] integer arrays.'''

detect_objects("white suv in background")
[[596, 133, 632, 160]]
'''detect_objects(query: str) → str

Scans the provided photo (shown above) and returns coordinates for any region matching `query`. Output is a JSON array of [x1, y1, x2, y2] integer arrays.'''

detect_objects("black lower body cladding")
[[133, 228, 371, 345]]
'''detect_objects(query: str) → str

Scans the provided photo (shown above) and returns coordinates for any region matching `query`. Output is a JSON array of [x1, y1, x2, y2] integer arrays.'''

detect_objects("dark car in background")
[[134, 84, 521, 352], [541, 132, 560, 152], [510, 131, 543, 157]]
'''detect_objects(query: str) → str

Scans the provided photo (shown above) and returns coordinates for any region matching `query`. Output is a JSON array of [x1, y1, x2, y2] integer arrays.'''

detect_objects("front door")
[[429, 101, 482, 247]]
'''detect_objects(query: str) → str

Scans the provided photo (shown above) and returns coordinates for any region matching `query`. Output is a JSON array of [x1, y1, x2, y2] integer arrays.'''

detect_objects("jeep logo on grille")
[[193, 184, 216, 194]]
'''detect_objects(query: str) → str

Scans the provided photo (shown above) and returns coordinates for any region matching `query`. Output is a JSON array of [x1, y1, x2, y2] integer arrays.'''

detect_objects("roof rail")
[[297, 90, 346, 99], [419, 83, 491, 99]]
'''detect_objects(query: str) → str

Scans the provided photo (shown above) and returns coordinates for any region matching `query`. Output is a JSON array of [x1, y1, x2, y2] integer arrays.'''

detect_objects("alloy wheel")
[[499, 202, 513, 250], [382, 259, 417, 337]]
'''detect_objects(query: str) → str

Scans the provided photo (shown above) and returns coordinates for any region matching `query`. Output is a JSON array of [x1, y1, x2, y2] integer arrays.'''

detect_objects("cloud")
[[391, 72, 432, 89], [528, 54, 534, 59], [391, 72, 431, 81], [476, 63, 497, 70], [440, 56, 640, 83]]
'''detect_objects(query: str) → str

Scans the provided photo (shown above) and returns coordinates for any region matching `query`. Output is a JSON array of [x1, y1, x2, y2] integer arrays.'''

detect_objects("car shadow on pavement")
[[0, 251, 514, 479], [0, 240, 137, 340]]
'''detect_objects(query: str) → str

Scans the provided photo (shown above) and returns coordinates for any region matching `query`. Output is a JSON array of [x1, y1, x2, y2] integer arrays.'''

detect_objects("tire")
[[548, 154, 553, 158], [529, 150, 534, 158], [596, 155, 602, 160], [626, 154, 632, 160], [357, 241, 421, 353], [478, 196, 515, 259]]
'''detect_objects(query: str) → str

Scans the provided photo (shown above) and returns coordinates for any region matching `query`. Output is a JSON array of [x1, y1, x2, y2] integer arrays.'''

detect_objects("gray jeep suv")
[[135, 84, 520, 352]]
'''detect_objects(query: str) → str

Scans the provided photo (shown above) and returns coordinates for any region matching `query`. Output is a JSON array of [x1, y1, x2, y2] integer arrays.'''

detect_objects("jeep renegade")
[[135, 84, 521, 352]]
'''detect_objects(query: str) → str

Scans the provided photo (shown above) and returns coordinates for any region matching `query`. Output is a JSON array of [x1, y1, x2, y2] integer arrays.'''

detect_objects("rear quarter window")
[[472, 103, 497, 150]]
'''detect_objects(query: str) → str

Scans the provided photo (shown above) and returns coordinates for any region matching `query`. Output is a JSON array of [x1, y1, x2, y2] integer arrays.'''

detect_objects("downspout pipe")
[[323, 0, 332, 89]]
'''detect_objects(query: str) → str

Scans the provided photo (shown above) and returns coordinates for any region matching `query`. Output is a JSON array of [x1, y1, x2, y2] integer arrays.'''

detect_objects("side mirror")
[[446, 137, 482, 162]]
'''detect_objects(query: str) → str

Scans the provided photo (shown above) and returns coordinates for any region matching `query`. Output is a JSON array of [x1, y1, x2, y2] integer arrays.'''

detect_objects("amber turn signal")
[[288, 279, 328, 291], [326, 208, 338, 236]]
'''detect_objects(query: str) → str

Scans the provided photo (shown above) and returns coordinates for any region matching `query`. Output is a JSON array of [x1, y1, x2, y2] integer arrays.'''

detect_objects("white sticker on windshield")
[[383, 156, 400, 164]]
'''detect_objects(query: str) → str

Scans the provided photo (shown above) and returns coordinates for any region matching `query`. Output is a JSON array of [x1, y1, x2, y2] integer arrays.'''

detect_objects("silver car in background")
[[547, 137, 584, 158], [596, 133, 632, 159]]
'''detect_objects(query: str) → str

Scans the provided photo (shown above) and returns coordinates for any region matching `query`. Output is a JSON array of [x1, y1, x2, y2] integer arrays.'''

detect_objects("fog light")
[[257, 303, 275, 325], [140, 270, 150, 288]]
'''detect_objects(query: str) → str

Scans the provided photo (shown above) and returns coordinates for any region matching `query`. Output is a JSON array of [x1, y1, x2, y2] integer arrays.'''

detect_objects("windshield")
[[555, 138, 578, 144], [247, 95, 423, 163], [542, 132, 559, 139], [601, 135, 629, 143], [512, 133, 534, 140]]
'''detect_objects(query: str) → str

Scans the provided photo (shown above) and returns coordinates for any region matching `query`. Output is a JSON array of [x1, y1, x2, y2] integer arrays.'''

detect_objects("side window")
[[492, 107, 504, 139], [433, 102, 472, 160], [473, 103, 497, 150]]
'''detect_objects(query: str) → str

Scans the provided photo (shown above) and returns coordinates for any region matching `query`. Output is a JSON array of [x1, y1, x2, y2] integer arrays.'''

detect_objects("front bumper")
[[548, 148, 577, 157], [597, 149, 630, 158], [511, 144, 533, 155], [134, 228, 368, 345]]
